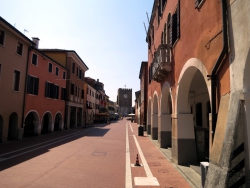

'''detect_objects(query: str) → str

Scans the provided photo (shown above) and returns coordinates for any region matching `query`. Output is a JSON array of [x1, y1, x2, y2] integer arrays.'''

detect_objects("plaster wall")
[[0, 22, 31, 141]]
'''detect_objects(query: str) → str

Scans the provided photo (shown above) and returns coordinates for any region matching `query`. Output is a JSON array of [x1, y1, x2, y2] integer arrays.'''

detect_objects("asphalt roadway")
[[0, 118, 193, 188]]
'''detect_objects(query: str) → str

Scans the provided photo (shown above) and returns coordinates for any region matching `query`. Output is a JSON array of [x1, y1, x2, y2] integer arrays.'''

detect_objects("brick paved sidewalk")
[[129, 122, 193, 188]]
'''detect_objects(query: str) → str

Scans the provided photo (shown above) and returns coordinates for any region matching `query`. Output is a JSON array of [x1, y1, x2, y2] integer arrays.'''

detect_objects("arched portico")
[[24, 111, 40, 136], [54, 112, 63, 131], [0, 115, 3, 142], [8, 112, 18, 140], [158, 82, 172, 148], [42, 112, 53, 134], [147, 98, 152, 135], [174, 58, 211, 165], [151, 93, 159, 140]]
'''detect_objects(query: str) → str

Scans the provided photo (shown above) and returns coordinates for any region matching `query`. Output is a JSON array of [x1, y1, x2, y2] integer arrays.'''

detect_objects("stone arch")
[[176, 58, 211, 113], [158, 81, 172, 148], [8, 112, 18, 140], [147, 97, 152, 135], [173, 58, 211, 164], [24, 111, 40, 137], [54, 112, 63, 131], [0, 115, 3, 142], [151, 92, 159, 140], [41, 111, 53, 134]]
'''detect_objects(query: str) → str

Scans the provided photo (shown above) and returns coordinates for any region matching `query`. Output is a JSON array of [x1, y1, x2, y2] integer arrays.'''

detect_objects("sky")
[[1, 0, 153, 103]]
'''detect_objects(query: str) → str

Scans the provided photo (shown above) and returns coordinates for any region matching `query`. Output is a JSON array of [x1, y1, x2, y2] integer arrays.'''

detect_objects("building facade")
[[0, 17, 34, 142], [23, 43, 67, 136], [144, 0, 240, 186], [41, 49, 88, 129], [139, 61, 148, 129]]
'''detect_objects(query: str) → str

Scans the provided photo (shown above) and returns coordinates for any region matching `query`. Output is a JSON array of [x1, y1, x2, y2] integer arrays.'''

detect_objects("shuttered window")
[[32, 53, 38, 65], [45, 81, 59, 99], [71, 83, 74, 95], [61, 87, 66, 100], [27, 75, 39, 95], [170, 1, 180, 47]]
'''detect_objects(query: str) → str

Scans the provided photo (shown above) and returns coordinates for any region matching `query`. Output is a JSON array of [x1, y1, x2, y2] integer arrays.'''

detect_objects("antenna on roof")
[[24, 29, 28, 34], [146, 12, 150, 24], [143, 21, 153, 57]]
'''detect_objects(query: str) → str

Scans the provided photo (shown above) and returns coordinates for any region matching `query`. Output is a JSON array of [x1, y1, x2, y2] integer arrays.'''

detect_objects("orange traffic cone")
[[134, 154, 141, 166]]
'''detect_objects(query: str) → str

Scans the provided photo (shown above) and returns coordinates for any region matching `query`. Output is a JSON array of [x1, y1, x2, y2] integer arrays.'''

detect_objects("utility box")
[[138, 125, 144, 136], [200, 162, 209, 187]]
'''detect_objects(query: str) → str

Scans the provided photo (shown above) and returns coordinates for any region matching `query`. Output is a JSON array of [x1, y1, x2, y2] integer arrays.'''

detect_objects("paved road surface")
[[0, 119, 192, 188]]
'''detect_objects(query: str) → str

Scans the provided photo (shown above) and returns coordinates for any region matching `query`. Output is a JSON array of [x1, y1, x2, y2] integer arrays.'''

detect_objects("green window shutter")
[[34, 77, 39, 95]]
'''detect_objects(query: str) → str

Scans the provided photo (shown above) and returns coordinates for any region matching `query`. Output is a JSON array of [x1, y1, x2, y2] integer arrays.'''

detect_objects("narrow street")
[[0, 119, 192, 188]]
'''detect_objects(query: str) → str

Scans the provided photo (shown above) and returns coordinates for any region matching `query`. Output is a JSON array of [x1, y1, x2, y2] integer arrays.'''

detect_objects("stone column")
[[158, 113, 172, 148], [34, 121, 41, 135], [172, 114, 197, 165], [59, 120, 64, 130], [48, 121, 54, 132], [151, 113, 158, 140]]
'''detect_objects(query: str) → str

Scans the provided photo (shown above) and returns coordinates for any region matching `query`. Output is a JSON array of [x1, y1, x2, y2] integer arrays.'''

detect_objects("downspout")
[[208, 0, 228, 140], [22, 46, 32, 129]]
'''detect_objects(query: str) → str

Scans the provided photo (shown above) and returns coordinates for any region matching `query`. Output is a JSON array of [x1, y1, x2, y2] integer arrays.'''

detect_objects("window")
[[55, 67, 59, 76], [0, 29, 5, 46], [45, 82, 58, 99], [13, 70, 20, 91], [76, 67, 79, 77], [79, 69, 82, 79], [87, 88, 88, 94], [48, 63, 52, 73], [90, 89, 91, 95], [0, 63, 2, 79], [16, 41, 23, 56], [78, 88, 80, 97], [75, 85, 78, 96], [32, 53, 38, 65], [72, 62, 75, 74], [63, 72, 66, 79], [81, 89, 84, 99], [61, 87, 66, 100], [71, 83, 75, 95], [27, 75, 39, 95], [170, 2, 180, 47], [55, 85, 59, 99]]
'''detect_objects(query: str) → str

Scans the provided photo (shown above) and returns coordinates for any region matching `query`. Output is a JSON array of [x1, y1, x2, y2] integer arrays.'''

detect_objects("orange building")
[[23, 39, 67, 136], [146, 0, 231, 186]]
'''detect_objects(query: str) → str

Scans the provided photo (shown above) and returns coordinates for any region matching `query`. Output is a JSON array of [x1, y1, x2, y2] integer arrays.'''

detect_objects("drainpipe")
[[208, 0, 228, 140], [22, 46, 32, 129]]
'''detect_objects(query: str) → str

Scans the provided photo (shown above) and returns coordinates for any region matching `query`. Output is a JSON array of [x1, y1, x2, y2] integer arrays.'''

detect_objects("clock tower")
[[117, 88, 132, 116]]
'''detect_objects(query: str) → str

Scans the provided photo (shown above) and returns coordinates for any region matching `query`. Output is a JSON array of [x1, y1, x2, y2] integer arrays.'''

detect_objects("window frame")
[[63, 71, 66, 79], [16, 41, 23, 56], [27, 75, 39, 95], [55, 67, 59, 76], [31, 53, 38, 66], [13, 70, 21, 92], [71, 83, 75, 95], [0, 28, 6, 46], [72, 62, 75, 74], [48, 62, 53, 73]]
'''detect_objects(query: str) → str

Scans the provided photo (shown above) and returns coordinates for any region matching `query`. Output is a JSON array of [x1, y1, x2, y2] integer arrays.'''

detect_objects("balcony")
[[151, 44, 171, 83]]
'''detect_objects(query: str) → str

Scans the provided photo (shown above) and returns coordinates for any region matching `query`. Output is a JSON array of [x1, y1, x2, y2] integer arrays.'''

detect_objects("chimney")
[[32, 37, 40, 48], [97, 79, 99, 82]]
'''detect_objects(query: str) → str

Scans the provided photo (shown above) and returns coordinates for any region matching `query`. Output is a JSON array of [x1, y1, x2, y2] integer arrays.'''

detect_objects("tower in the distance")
[[117, 88, 132, 116]]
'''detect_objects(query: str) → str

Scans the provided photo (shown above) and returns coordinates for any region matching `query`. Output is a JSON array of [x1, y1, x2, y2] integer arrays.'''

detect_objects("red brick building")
[[23, 40, 67, 136]]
